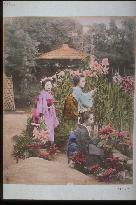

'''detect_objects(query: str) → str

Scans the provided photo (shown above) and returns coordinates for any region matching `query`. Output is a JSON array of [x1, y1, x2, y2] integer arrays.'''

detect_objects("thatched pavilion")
[[36, 44, 90, 78]]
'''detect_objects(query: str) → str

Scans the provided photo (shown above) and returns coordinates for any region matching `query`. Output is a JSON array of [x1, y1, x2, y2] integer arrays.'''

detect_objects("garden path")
[[3, 112, 102, 185]]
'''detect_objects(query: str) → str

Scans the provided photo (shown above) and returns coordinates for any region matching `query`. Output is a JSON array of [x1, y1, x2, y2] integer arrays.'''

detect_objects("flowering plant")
[[89, 57, 109, 76], [99, 123, 114, 136], [85, 156, 129, 183], [48, 144, 60, 155], [41, 57, 109, 86], [120, 76, 134, 95], [88, 163, 100, 174], [25, 142, 44, 150], [104, 157, 127, 172], [33, 127, 49, 144], [71, 152, 86, 168], [38, 149, 50, 159], [97, 123, 132, 157], [30, 115, 49, 145], [96, 167, 116, 182], [113, 72, 134, 96], [37, 144, 60, 160]]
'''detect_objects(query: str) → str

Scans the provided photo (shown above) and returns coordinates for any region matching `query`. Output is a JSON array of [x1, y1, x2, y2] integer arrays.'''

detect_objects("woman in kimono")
[[37, 78, 59, 144], [72, 75, 96, 119], [75, 111, 104, 167], [63, 75, 96, 147]]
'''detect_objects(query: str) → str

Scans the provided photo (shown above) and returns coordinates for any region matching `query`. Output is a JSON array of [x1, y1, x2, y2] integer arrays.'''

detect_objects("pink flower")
[[33, 127, 49, 144], [102, 66, 109, 74], [120, 139, 132, 149], [113, 74, 134, 95], [97, 64, 103, 74], [102, 58, 109, 66], [33, 127, 39, 138], [113, 72, 122, 84], [74, 70, 81, 76], [82, 70, 92, 77], [89, 57, 109, 76], [93, 61, 99, 69], [120, 76, 134, 94], [119, 131, 128, 137], [89, 56, 96, 68], [91, 71, 97, 77], [58, 71, 65, 78]]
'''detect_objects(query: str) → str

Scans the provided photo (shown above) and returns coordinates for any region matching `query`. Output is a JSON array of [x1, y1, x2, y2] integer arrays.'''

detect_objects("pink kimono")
[[37, 90, 59, 142]]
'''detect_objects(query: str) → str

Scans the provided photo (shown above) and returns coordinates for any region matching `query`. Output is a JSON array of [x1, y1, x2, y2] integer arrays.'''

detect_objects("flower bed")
[[97, 124, 132, 158], [68, 123, 132, 183], [13, 116, 60, 162], [69, 152, 132, 183]]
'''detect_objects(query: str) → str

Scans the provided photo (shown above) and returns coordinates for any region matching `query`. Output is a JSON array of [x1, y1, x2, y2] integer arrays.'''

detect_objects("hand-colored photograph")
[[3, 16, 135, 185]]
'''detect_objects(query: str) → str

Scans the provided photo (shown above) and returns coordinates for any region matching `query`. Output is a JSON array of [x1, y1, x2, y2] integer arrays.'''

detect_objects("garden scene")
[[3, 17, 135, 184]]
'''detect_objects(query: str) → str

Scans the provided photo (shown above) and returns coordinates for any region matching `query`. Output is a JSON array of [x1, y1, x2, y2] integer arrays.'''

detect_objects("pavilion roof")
[[37, 44, 89, 60]]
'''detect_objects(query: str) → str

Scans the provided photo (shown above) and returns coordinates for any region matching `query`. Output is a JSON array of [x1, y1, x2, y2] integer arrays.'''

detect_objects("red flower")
[[119, 139, 132, 148], [112, 131, 128, 138], [71, 153, 86, 165], [88, 164, 100, 173], [117, 75, 134, 95], [26, 142, 43, 150], [118, 131, 128, 137], [82, 70, 92, 77], [99, 124, 113, 136], [100, 168, 115, 177], [49, 144, 59, 155], [38, 150, 50, 158]]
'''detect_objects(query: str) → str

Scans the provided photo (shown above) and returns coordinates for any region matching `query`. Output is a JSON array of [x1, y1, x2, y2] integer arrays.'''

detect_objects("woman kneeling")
[[74, 111, 104, 167]]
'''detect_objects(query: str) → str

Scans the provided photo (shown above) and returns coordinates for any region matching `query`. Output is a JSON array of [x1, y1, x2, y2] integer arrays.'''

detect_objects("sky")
[[69, 16, 123, 33], [71, 16, 122, 27]]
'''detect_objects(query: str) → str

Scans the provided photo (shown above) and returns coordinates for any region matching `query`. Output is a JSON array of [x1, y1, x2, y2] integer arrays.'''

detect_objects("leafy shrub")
[[13, 129, 33, 161]]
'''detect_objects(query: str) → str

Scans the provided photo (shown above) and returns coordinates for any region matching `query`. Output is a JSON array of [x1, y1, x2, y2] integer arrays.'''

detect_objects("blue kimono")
[[66, 131, 80, 163], [72, 87, 93, 113]]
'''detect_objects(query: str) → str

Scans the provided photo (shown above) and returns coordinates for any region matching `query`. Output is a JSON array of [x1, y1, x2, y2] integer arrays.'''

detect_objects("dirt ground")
[[3, 112, 102, 185]]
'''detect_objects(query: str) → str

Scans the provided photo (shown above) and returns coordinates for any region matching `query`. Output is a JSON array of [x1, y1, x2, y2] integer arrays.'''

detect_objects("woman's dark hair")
[[72, 75, 85, 87], [41, 79, 52, 89], [79, 111, 92, 124]]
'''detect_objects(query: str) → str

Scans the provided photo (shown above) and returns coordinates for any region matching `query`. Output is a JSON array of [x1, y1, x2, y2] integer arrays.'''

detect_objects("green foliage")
[[52, 71, 72, 120], [13, 130, 33, 159], [13, 116, 33, 159], [4, 17, 135, 108], [79, 57, 90, 71], [55, 119, 77, 149], [20, 82, 41, 108], [52, 71, 77, 148], [53, 73, 133, 139], [82, 74, 134, 132], [84, 17, 135, 75]]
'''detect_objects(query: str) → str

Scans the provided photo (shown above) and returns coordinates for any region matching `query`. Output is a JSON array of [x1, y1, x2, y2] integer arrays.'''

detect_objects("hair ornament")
[[40, 76, 52, 84]]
